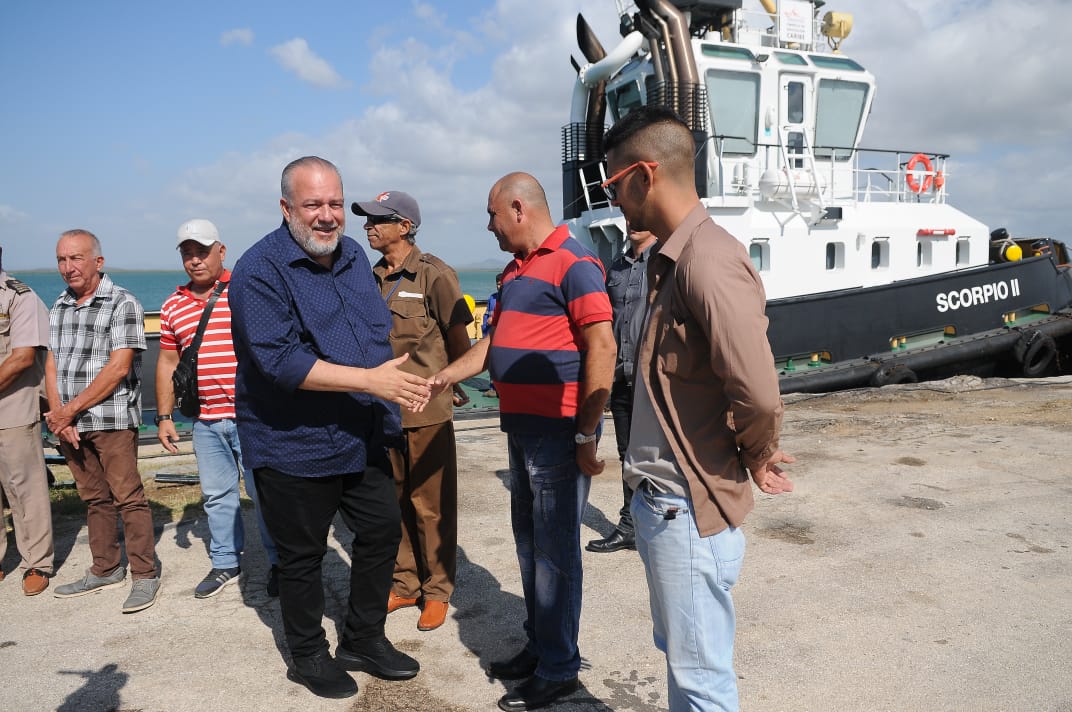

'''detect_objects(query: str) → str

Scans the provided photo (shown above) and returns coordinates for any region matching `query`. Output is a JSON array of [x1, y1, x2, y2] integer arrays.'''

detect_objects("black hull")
[[771, 255, 1072, 393]]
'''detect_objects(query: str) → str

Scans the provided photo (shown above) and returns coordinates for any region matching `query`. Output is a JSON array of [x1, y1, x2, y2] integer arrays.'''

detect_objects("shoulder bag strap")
[[184, 280, 228, 359]]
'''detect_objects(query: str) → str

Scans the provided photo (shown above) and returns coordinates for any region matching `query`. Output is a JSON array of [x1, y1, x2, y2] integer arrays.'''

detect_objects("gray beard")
[[289, 219, 341, 257]]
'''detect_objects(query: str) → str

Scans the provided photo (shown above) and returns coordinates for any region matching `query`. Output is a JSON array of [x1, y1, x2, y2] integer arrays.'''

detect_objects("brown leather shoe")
[[22, 568, 49, 596], [387, 591, 418, 614], [418, 600, 448, 631]]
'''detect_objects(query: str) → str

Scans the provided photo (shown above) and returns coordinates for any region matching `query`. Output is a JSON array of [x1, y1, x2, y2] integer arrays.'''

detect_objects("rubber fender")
[[1014, 330, 1057, 378], [869, 364, 919, 387]]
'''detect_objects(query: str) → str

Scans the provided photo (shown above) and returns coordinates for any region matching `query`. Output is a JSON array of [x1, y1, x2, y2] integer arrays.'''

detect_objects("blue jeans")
[[631, 484, 746, 712], [507, 431, 592, 681], [193, 418, 277, 569]]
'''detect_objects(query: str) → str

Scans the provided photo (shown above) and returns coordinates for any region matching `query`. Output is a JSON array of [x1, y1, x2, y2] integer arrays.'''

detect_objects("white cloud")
[[63, 0, 1068, 270], [220, 28, 254, 47], [0, 204, 28, 223], [269, 38, 349, 89]]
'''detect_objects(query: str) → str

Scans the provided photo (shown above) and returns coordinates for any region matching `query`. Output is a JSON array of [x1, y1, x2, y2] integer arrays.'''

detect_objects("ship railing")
[[702, 139, 950, 207], [850, 148, 950, 204]]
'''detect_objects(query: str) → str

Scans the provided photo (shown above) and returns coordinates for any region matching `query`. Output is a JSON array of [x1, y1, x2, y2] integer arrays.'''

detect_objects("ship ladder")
[[583, 164, 613, 211], [776, 125, 827, 215]]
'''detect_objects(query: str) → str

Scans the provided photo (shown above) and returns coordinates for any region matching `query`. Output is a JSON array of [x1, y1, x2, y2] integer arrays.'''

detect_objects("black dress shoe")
[[287, 651, 358, 698], [498, 675, 580, 711], [335, 636, 420, 680], [585, 529, 636, 553], [487, 648, 539, 680]]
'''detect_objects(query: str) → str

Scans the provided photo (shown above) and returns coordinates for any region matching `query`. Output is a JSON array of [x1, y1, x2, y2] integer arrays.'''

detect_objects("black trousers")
[[254, 460, 401, 660], [609, 377, 635, 535]]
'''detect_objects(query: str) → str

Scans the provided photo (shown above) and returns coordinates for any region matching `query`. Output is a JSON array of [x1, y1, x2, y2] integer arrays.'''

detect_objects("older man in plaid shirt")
[[45, 229, 160, 614]]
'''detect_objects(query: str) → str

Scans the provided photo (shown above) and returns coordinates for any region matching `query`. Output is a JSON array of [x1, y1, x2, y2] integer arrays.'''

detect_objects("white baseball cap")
[[176, 219, 220, 248]]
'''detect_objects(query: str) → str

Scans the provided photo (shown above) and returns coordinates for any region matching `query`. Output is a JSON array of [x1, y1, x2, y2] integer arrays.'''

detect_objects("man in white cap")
[[352, 191, 472, 632], [156, 219, 279, 598]]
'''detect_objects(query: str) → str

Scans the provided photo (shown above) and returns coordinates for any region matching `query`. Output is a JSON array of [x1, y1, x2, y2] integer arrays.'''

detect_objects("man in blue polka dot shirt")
[[230, 156, 432, 700]]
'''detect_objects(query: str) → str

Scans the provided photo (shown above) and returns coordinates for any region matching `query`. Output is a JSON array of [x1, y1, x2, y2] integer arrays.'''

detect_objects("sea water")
[[14, 268, 503, 310]]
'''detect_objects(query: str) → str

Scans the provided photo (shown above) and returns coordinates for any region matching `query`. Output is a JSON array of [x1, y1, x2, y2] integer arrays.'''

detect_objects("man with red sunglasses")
[[602, 105, 795, 712]]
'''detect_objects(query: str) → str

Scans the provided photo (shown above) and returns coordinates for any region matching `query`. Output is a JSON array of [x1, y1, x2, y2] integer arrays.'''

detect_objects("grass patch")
[[47, 460, 207, 524]]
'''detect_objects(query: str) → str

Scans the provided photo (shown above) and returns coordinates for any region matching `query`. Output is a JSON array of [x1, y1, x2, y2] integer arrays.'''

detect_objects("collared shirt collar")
[[176, 268, 232, 301], [60, 272, 113, 305], [655, 204, 709, 265], [373, 245, 423, 280], [514, 224, 570, 270]]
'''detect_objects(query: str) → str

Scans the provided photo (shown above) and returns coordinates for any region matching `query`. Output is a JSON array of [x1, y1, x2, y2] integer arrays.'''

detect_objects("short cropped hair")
[[602, 105, 695, 181], [281, 156, 342, 203]]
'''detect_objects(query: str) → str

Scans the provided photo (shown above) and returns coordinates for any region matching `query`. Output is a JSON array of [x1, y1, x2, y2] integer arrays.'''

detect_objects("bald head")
[[490, 172, 552, 220], [603, 105, 696, 187], [487, 172, 556, 257]]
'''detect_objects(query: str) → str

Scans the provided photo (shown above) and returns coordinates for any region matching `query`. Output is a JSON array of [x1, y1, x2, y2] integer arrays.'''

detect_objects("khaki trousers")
[[389, 420, 458, 602], [59, 429, 157, 579], [0, 421, 55, 573]]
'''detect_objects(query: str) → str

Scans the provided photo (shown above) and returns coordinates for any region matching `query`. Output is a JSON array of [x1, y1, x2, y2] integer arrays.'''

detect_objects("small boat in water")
[[563, 0, 1072, 392]]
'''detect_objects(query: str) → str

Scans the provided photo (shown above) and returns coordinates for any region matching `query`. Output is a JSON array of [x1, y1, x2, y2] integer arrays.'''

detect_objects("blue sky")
[[2, 0, 1067, 271]]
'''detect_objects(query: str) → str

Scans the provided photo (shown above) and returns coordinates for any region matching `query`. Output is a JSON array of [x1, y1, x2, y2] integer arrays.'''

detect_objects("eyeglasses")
[[366, 214, 404, 226], [601, 161, 659, 201]]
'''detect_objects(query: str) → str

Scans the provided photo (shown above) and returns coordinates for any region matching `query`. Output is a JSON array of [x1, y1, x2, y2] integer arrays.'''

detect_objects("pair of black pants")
[[609, 378, 635, 535], [254, 462, 400, 660]]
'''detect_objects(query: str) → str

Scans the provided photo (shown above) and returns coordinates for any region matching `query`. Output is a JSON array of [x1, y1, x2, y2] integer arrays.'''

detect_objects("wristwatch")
[[574, 431, 597, 445], [154, 413, 173, 425]]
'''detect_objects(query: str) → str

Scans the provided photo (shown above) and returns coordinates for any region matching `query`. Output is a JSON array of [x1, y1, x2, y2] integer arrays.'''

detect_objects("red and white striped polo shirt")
[[158, 270, 238, 420]]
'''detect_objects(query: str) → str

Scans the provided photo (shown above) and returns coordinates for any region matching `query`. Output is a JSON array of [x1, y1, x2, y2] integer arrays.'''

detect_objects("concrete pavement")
[[1, 375, 1070, 711]]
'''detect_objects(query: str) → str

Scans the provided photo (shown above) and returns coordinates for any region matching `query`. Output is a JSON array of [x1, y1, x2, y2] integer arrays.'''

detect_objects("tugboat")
[[563, 0, 1072, 392]]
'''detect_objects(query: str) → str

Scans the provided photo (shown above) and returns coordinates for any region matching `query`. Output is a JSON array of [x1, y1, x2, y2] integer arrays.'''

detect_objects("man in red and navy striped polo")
[[432, 172, 615, 711], [156, 219, 278, 600]]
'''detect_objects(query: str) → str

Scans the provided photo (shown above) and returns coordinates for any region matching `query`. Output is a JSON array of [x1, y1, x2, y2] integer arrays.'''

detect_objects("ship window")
[[701, 45, 755, 61], [787, 81, 805, 124], [825, 242, 844, 270], [704, 69, 760, 155], [814, 79, 869, 161], [750, 241, 770, 271], [871, 240, 889, 269], [787, 131, 804, 168], [809, 55, 865, 71], [917, 240, 933, 267], [608, 81, 643, 121], [956, 238, 970, 266], [775, 52, 808, 65]]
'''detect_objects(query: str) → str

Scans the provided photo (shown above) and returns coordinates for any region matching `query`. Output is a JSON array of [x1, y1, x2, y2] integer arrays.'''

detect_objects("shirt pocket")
[[660, 305, 705, 379], [388, 297, 430, 349]]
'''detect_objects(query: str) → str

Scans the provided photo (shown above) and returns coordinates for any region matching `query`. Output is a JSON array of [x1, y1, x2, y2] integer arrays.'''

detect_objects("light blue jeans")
[[507, 431, 592, 681], [193, 418, 277, 569], [631, 484, 746, 712]]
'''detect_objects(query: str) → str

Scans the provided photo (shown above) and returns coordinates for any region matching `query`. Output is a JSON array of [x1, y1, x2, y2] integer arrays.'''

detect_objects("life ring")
[[905, 153, 933, 194], [1014, 330, 1057, 378]]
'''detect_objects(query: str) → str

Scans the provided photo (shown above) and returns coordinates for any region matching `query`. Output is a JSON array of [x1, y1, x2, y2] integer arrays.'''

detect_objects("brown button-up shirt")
[[373, 246, 473, 428], [639, 204, 783, 536]]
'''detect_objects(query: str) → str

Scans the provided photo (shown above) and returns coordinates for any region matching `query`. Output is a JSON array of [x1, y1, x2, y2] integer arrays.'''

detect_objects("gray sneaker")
[[194, 567, 241, 599], [122, 577, 161, 614], [54, 566, 127, 598]]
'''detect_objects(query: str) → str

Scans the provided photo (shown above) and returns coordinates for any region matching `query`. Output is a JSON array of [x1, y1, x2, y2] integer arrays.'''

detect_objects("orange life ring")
[[906, 153, 933, 193]]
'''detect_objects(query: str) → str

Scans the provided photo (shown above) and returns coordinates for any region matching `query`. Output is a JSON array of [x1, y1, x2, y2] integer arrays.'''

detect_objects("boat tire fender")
[[1014, 330, 1057, 378], [906, 153, 934, 194], [870, 364, 919, 387]]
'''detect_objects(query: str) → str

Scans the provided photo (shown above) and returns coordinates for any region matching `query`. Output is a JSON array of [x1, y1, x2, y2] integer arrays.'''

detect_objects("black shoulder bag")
[[172, 280, 227, 418]]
